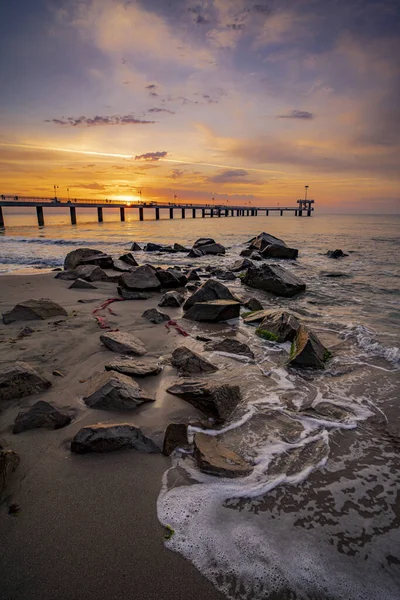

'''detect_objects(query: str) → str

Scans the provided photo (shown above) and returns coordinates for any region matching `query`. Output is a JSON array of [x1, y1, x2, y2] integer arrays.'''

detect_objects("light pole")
[[305, 185, 309, 201], [67, 188, 70, 201], [53, 185, 59, 199]]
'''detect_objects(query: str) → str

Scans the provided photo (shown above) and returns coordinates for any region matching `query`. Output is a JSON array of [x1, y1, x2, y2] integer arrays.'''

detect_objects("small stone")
[[3, 299, 67, 324], [17, 326, 34, 339], [0, 445, 20, 495], [83, 371, 154, 409], [173, 243, 189, 252], [155, 270, 182, 289], [158, 291, 185, 307], [326, 249, 349, 259], [100, 331, 147, 355], [240, 249, 253, 257], [204, 338, 254, 359], [117, 288, 152, 300], [193, 433, 253, 478], [183, 279, 240, 310], [244, 298, 264, 312], [289, 325, 330, 369], [69, 278, 97, 289], [71, 423, 159, 454], [256, 310, 301, 343], [130, 242, 142, 251], [105, 359, 161, 377], [171, 347, 218, 376], [187, 248, 204, 258], [142, 308, 170, 324], [119, 266, 161, 291], [193, 238, 216, 248], [261, 244, 298, 260], [119, 253, 138, 267], [112, 259, 135, 272], [52, 370, 65, 377], [162, 423, 189, 456], [231, 258, 253, 272], [197, 243, 225, 255], [13, 400, 71, 434], [144, 242, 164, 252], [167, 380, 242, 421], [184, 300, 241, 322], [0, 362, 51, 402], [187, 269, 201, 281]]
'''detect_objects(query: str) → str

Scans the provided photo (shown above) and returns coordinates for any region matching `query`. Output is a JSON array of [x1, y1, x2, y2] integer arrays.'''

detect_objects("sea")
[[1, 211, 399, 599]]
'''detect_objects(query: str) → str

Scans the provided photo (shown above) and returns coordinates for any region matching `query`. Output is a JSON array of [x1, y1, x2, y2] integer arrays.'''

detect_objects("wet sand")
[[0, 273, 225, 600]]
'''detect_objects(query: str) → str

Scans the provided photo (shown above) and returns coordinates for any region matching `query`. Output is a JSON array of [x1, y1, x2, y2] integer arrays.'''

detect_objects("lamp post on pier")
[[53, 185, 59, 199]]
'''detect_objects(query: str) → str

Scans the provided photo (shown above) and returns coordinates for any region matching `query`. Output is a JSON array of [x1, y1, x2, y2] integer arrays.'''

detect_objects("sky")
[[0, 0, 399, 213]]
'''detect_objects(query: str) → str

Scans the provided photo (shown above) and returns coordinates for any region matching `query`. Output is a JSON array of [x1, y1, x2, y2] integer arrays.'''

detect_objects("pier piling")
[[36, 206, 45, 227], [0, 206, 4, 228], [181, 208, 185, 219], [138, 207, 143, 221], [155, 207, 160, 220], [192, 208, 196, 218], [169, 207, 174, 219], [97, 207, 103, 223], [120, 207, 125, 222]]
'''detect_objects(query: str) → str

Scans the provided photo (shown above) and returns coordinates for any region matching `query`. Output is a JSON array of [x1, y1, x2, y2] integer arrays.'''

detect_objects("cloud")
[[134, 151, 168, 161], [148, 107, 175, 114], [208, 168, 249, 183], [169, 168, 185, 179], [277, 110, 314, 119], [146, 84, 157, 89], [72, 183, 106, 190], [45, 115, 156, 126]]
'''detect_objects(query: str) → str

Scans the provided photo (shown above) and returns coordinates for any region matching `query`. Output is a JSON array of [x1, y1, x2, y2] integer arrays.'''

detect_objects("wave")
[[345, 324, 400, 367], [0, 236, 127, 247], [0, 255, 63, 267]]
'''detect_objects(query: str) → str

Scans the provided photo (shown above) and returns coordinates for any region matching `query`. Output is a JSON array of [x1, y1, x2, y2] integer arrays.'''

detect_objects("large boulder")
[[142, 308, 170, 324], [119, 253, 138, 267], [117, 289, 152, 300], [69, 278, 97, 290], [119, 266, 161, 292], [194, 433, 253, 478], [173, 243, 189, 252], [187, 248, 204, 258], [112, 259, 135, 272], [171, 347, 218, 376], [13, 400, 71, 434], [162, 423, 189, 456], [0, 362, 51, 402], [56, 265, 107, 282], [158, 291, 184, 308], [184, 300, 241, 322], [255, 310, 301, 343], [242, 264, 306, 297], [130, 242, 142, 251], [105, 358, 161, 377], [183, 279, 239, 310], [166, 380, 242, 421], [240, 249, 253, 257], [83, 371, 154, 409], [288, 325, 331, 369], [167, 268, 188, 287], [187, 269, 201, 281], [198, 243, 225, 255], [64, 248, 105, 270], [193, 238, 216, 248], [326, 249, 349, 259], [261, 244, 298, 260], [3, 299, 67, 324], [204, 338, 254, 359], [155, 269, 182, 289], [144, 242, 163, 252], [100, 331, 147, 355], [71, 424, 159, 454], [0, 444, 20, 495], [249, 232, 287, 252]]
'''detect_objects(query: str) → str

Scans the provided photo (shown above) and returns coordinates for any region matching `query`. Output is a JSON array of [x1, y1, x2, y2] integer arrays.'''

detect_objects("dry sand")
[[0, 272, 225, 600]]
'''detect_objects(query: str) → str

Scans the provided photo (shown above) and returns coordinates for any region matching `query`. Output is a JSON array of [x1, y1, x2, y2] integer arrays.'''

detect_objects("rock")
[[249, 232, 287, 252], [83, 371, 154, 409], [155, 269, 182, 289], [3, 299, 67, 324], [162, 423, 189, 456], [173, 243, 189, 252], [117, 288, 152, 300], [159, 245, 177, 254], [119, 253, 139, 267], [243, 309, 276, 324], [105, 359, 161, 377], [240, 249, 253, 257], [187, 269, 200, 281], [193, 433, 253, 478], [52, 267, 63, 272], [112, 259, 135, 272], [166, 268, 188, 286], [244, 297, 264, 312], [320, 271, 351, 278], [142, 308, 170, 324], [158, 291, 185, 307], [261, 244, 298, 259], [56, 265, 107, 282], [204, 338, 254, 359], [167, 380, 242, 421], [183, 278, 239, 310], [119, 266, 161, 291], [256, 310, 301, 342], [0, 362, 51, 402], [79, 254, 114, 269], [17, 326, 34, 339], [144, 242, 164, 252], [198, 243, 225, 255], [184, 300, 241, 322], [250, 251, 263, 261], [64, 248, 105, 270], [13, 400, 71, 434], [326, 249, 349, 259], [288, 325, 331, 369], [171, 347, 218, 376], [193, 238, 216, 248], [211, 269, 236, 281], [100, 331, 147, 355], [130, 242, 142, 251], [71, 424, 159, 454], [69, 278, 97, 290], [187, 248, 204, 258], [0, 445, 20, 495], [231, 258, 253, 272], [242, 264, 306, 297]]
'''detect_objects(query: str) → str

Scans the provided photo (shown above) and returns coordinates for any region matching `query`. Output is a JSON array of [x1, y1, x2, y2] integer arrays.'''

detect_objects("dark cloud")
[[208, 169, 249, 183], [146, 84, 157, 89], [134, 151, 168, 161], [170, 168, 184, 179], [149, 92, 158, 97], [252, 4, 271, 14], [45, 115, 155, 126], [277, 110, 314, 120], [227, 23, 245, 30], [195, 14, 209, 25], [148, 107, 175, 114]]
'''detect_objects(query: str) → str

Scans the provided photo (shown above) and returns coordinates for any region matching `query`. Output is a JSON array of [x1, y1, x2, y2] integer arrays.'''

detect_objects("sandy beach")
[[0, 272, 226, 600]]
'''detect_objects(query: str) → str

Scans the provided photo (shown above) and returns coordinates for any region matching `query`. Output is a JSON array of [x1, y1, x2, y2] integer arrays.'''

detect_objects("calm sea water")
[[1, 211, 399, 599]]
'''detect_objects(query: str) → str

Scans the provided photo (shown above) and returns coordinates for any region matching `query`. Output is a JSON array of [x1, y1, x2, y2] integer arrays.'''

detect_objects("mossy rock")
[[256, 328, 279, 342], [242, 310, 257, 318], [323, 349, 332, 362]]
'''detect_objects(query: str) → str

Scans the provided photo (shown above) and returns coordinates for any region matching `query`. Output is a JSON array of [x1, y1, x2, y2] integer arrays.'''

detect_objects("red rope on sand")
[[92, 298, 125, 315], [92, 298, 125, 329], [165, 319, 189, 337]]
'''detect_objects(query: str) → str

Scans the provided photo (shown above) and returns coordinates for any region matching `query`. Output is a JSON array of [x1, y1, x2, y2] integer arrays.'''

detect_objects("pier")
[[0, 195, 314, 228]]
